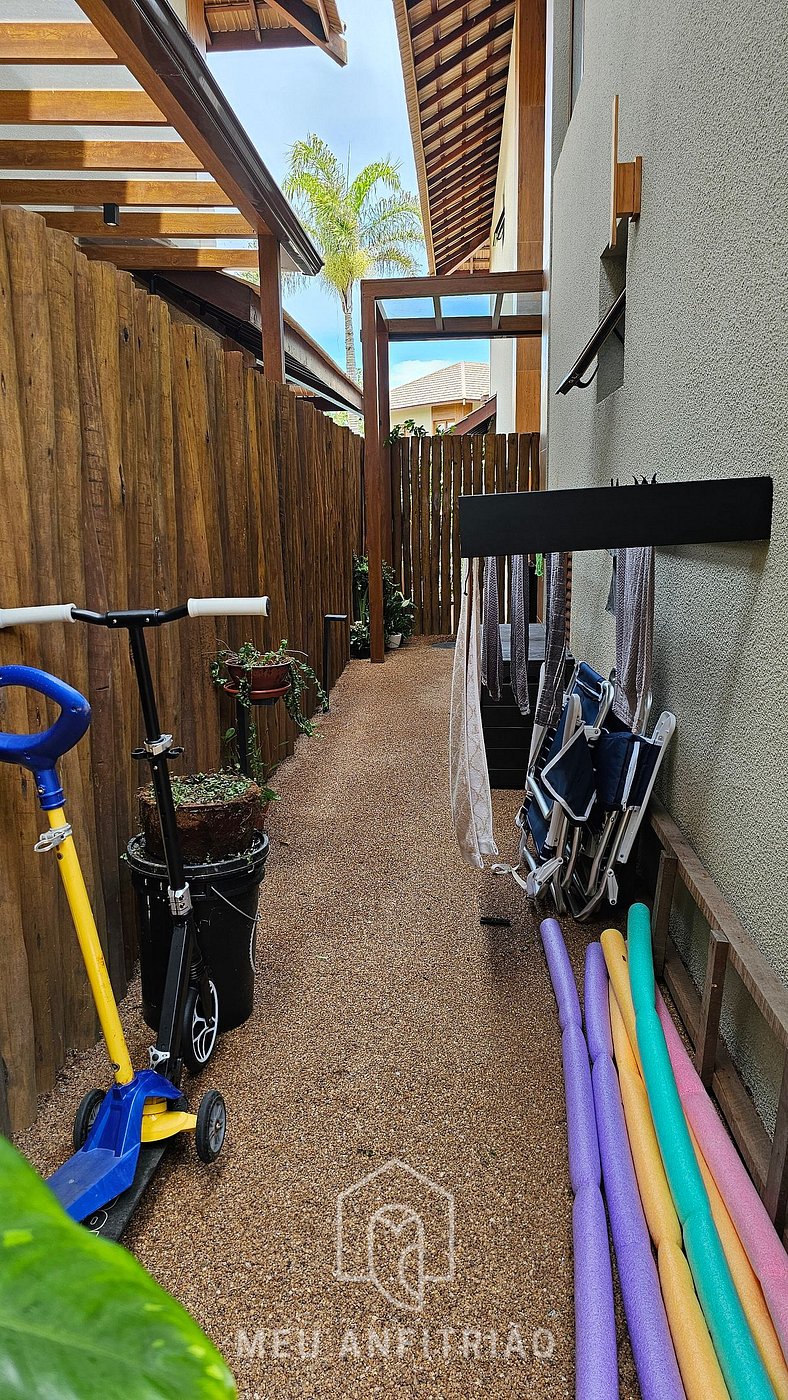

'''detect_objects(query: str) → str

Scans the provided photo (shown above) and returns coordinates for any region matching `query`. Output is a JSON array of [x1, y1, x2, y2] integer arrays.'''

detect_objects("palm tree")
[[283, 135, 423, 382]]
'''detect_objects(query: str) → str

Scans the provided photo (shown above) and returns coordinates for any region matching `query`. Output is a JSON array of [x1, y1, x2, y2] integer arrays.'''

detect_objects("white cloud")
[[389, 358, 455, 390]]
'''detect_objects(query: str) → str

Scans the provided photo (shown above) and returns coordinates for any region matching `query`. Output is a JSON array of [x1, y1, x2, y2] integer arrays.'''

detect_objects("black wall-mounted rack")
[[458, 477, 773, 558]]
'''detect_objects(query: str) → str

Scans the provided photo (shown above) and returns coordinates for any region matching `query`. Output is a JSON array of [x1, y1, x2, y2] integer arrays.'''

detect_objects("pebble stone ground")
[[19, 639, 639, 1400]]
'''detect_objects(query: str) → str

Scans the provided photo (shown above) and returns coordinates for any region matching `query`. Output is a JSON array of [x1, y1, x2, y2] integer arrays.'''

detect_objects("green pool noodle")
[[627, 901, 776, 1400]]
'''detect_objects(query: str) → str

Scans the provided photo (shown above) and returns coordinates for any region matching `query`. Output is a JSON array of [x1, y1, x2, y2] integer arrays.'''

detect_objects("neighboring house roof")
[[390, 361, 489, 411], [392, 0, 515, 275], [204, 0, 347, 65]]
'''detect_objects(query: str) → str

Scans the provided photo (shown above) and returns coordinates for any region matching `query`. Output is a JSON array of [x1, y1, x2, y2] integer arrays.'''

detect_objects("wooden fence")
[[390, 431, 539, 635], [0, 206, 362, 1135]]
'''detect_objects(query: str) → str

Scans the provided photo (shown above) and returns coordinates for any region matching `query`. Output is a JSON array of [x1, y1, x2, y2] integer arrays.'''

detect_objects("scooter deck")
[[80, 1142, 169, 1241]]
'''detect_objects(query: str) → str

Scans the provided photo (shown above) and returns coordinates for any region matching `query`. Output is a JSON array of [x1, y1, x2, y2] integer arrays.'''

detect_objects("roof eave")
[[392, 0, 436, 274]]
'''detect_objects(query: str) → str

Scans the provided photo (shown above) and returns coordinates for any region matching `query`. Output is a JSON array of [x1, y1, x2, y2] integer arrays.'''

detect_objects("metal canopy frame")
[[361, 268, 545, 662]]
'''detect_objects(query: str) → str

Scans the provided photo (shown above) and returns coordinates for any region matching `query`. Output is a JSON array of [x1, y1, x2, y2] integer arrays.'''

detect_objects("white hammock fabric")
[[450, 558, 498, 869]]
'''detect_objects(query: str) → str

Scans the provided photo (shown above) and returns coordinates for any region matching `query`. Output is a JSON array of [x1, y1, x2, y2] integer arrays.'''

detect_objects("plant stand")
[[226, 688, 281, 779]]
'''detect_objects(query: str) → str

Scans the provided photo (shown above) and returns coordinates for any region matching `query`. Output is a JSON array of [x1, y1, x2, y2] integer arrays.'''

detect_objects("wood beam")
[[433, 194, 495, 243], [0, 90, 166, 126], [491, 291, 504, 331], [433, 296, 443, 331], [387, 314, 540, 341], [421, 69, 509, 134], [410, 0, 472, 43], [429, 151, 499, 204], [361, 285, 384, 663], [202, 27, 311, 51], [515, 0, 546, 433], [80, 246, 259, 269], [42, 210, 254, 238], [0, 178, 231, 207], [0, 141, 201, 172], [414, 0, 508, 71], [432, 172, 497, 225], [257, 234, 285, 383], [416, 13, 515, 92], [264, 0, 347, 64], [436, 234, 493, 276], [362, 270, 545, 299], [377, 310, 392, 564], [420, 52, 509, 124], [185, 0, 208, 52], [423, 97, 506, 159], [76, 0, 319, 267], [425, 124, 499, 184], [247, 0, 263, 42], [0, 22, 118, 63]]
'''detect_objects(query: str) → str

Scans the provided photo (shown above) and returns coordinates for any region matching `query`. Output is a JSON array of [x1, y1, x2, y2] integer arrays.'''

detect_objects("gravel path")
[[19, 640, 638, 1399]]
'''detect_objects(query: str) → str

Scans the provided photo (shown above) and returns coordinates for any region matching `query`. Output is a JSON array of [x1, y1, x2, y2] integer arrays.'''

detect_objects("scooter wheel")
[[195, 1089, 227, 1163], [181, 978, 219, 1075], [72, 1088, 105, 1151]]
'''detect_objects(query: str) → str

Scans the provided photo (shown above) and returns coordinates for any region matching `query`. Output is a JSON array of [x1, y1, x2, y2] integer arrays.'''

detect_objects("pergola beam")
[[361, 268, 545, 662], [0, 90, 166, 125], [81, 246, 259, 270], [0, 140, 202, 172], [0, 22, 119, 63], [387, 315, 540, 341], [0, 178, 232, 207], [42, 211, 254, 238]]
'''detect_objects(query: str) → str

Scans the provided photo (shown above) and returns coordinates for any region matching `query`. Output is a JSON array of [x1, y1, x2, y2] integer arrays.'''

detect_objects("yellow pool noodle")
[[605, 931, 788, 1399], [609, 983, 730, 1400]]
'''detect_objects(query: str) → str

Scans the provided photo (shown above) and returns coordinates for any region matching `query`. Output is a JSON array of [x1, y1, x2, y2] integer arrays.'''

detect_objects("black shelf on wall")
[[458, 477, 773, 558]]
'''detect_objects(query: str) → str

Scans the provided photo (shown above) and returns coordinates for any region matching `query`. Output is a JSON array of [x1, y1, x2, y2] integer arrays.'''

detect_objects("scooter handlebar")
[[187, 596, 270, 619], [0, 664, 91, 811], [0, 604, 76, 628]]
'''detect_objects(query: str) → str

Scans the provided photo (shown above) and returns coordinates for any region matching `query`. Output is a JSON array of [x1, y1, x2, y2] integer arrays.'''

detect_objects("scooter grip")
[[0, 604, 76, 627], [187, 596, 270, 618], [0, 665, 91, 810]]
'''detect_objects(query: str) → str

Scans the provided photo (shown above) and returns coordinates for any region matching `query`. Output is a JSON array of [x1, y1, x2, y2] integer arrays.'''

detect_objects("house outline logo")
[[335, 1158, 455, 1312]]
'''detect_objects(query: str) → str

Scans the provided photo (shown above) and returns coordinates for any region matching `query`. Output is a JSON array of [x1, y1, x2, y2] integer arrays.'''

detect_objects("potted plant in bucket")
[[211, 639, 328, 736], [128, 770, 269, 1037]]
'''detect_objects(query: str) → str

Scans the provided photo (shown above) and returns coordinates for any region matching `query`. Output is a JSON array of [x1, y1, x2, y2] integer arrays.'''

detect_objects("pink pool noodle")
[[656, 991, 788, 1355], [541, 918, 618, 1400], [584, 943, 685, 1400]]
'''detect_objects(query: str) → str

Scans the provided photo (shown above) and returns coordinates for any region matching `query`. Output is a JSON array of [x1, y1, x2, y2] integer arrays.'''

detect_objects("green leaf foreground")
[[0, 1138, 236, 1399]]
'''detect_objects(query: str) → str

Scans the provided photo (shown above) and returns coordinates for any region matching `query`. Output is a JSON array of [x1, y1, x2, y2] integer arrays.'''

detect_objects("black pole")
[[323, 613, 348, 706]]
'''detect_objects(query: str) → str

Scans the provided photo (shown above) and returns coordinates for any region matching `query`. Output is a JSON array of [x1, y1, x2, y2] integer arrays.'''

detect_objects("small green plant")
[[221, 726, 279, 805], [350, 555, 415, 655], [212, 639, 328, 737], [385, 418, 428, 445]]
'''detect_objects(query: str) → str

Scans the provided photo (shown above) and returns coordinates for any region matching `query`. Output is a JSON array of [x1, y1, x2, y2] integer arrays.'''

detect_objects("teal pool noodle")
[[627, 902, 776, 1400]]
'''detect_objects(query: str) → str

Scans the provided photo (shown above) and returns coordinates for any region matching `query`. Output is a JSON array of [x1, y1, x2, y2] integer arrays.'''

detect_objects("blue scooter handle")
[[0, 665, 91, 810]]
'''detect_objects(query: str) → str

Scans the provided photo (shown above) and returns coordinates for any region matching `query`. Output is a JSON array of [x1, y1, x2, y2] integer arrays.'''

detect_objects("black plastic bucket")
[[126, 832, 269, 1033]]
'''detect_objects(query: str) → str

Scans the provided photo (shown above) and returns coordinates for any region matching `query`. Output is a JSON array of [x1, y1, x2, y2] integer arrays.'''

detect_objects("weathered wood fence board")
[[391, 431, 539, 635], [0, 206, 362, 1135]]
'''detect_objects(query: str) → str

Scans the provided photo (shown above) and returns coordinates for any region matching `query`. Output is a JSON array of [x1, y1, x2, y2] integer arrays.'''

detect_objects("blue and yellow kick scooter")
[[0, 594, 269, 1238]]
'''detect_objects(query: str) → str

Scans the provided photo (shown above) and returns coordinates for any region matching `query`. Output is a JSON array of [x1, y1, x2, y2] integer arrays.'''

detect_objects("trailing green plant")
[[351, 555, 414, 654], [220, 726, 279, 806], [0, 1136, 236, 1399], [212, 639, 328, 738]]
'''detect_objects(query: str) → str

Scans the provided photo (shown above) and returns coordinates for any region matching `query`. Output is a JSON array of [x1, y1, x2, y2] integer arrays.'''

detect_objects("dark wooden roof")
[[394, 0, 515, 275], [204, 0, 347, 64]]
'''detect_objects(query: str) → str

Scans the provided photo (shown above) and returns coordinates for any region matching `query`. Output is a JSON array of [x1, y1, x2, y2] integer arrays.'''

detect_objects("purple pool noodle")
[[540, 919, 618, 1400], [541, 917, 583, 1031], [584, 943, 685, 1400], [573, 1187, 619, 1400], [563, 1020, 602, 1192]]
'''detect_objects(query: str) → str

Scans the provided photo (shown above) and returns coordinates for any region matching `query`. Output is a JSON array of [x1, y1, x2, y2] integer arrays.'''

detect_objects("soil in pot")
[[227, 658, 292, 699], [138, 771, 263, 864]]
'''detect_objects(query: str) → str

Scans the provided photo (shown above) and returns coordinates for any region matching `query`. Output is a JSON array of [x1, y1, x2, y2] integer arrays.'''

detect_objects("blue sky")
[[207, 0, 488, 388]]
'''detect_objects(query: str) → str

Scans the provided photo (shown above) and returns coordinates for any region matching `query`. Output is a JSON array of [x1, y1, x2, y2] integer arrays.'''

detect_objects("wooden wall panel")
[[0, 207, 362, 1136]]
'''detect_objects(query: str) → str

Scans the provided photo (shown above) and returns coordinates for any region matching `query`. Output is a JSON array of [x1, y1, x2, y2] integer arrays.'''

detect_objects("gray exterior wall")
[[546, 1, 788, 1124]]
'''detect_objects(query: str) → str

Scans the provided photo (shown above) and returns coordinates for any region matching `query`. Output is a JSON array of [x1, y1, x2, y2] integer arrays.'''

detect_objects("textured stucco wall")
[[547, 0, 788, 1123]]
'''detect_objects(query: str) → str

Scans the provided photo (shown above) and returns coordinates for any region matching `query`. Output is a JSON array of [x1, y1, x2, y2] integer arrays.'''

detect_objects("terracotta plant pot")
[[138, 775, 263, 864], [226, 658, 292, 701]]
